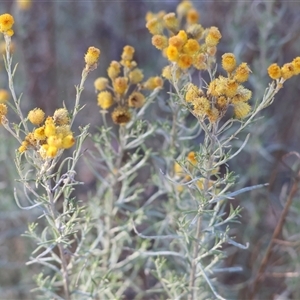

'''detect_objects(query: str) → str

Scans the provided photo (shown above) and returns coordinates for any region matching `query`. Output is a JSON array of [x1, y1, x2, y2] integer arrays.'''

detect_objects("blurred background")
[[1, 0, 300, 299]]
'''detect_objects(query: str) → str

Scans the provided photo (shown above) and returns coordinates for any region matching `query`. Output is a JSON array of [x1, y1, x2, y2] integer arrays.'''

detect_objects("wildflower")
[[129, 68, 144, 84], [94, 77, 109, 91], [28, 108, 45, 126], [231, 85, 252, 103], [0, 103, 8, 122], [267, 63, 281, 80], [152, 35, 168, 50], [178, 54, 193, 69], [234, 63, 251, 83], [143, 76, 163, 90], [84, 46, 101, 68], [185, 83, 200, 102], [207, 46, 217, 57], [183, 39, 200, 55], [224, 79, 238, 98], [216, 96, 228, 109], [166, 45, 179, 62], [222, 53, 236, 73], [128, 92, 145, 108], [193, 53, 207, 70], [169, 35, 185, 50], [18, 142, 27, 153], [207, 107, 219, 123], [177, 30, 188, 44], [0, 14, 14, 33], [111, 106, 131, 125], [0, 89, 9, 102], [163, 13, 179, 32], [186, 24, 204, 40], [47, 135, 63, 148], [62, 135, 75, 149], [107, 61, 121, 79], [187, 8, 199, 25], [97, 91, 114, 110], [205, 26, 222, 47], [53, 108, 70, 125], [121, 45, 135, 61], [192, 97, 210, 117], [146, 18, 163, 35], [46, 145, 58, 158], [44, 117, 56, 137], [233, 102, 251, 119], [281, 63, 295, 80], [33, 126, 46, 141], [292, 57, 300, 75], [113, 77, 128, 95], [56, 125, 71, 137]]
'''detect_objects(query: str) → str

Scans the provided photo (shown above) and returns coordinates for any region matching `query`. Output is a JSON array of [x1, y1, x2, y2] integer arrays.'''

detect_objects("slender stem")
[[250, 174, 300, 298], [188, 123, 217, 300]]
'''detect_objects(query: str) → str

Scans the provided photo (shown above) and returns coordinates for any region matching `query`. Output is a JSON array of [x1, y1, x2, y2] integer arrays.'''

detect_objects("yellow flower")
[[281, 63, 295, 80], [183, 39, 200, 55], [94, 77, 109, 91], [186, 8, 199, 25], [84, 46, 101, 67], [169, 35, 185, 50], [46, 145, 58, 158], [111, 106, 131, 125], [44, 117, 56, 137], [193, 53, 207, 70], [128, 92, 145, 108], [207, 46, 217, 57], [185, 83, 200, 102], [178, 54, 193, 69], [205, 26, 222, 47], [121, 45, 135, 61], [143, 76, 164, 90], [0, 89, 9, 102], [224, 79, 238, 98], [166, 45, 179, 62], [177, 30, 188, 44], [187, 24, 204, 40], [47, 135, 63, 149], [207, 107, 219, 123], [33, 126, 46, 141], [107, 61, 121, 79], [56, 125, 71, 137], [0, 14, 14, 32], [18, 144, 27, 153], [113, 77, 128, 95], [231, 85, 252, 104], [152, 35, 168, 50], [129, 68, 144, 84], [192, 97, 210, 117], [146, 18, 163, 35], [233, 102, 251, 119], [292, 57, 300, 75], [163, 12, 179, 32], [62, 135, 75, 149], [267, 63, 281, 80], [222, 53, 236, 73], [216, 96, 228, 109], [234, 63, 251, 83], [53, 108, 70, 126], [97, 91, 114, 110], [28, 108, 45, 126]]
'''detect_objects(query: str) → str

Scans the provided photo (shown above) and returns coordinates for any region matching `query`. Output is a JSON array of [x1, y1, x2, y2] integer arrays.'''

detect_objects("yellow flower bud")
[[28, 108, 45, 126]]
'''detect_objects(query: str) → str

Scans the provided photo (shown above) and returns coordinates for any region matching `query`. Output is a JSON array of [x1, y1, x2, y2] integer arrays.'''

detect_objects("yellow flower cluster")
[[268, 57, 300, 81], [184, 52, 252, 121], [19, 108, 75, 159], [94, 45, 163, 125], [0, 14, 14, 37], [146, 1, 222, 72]]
